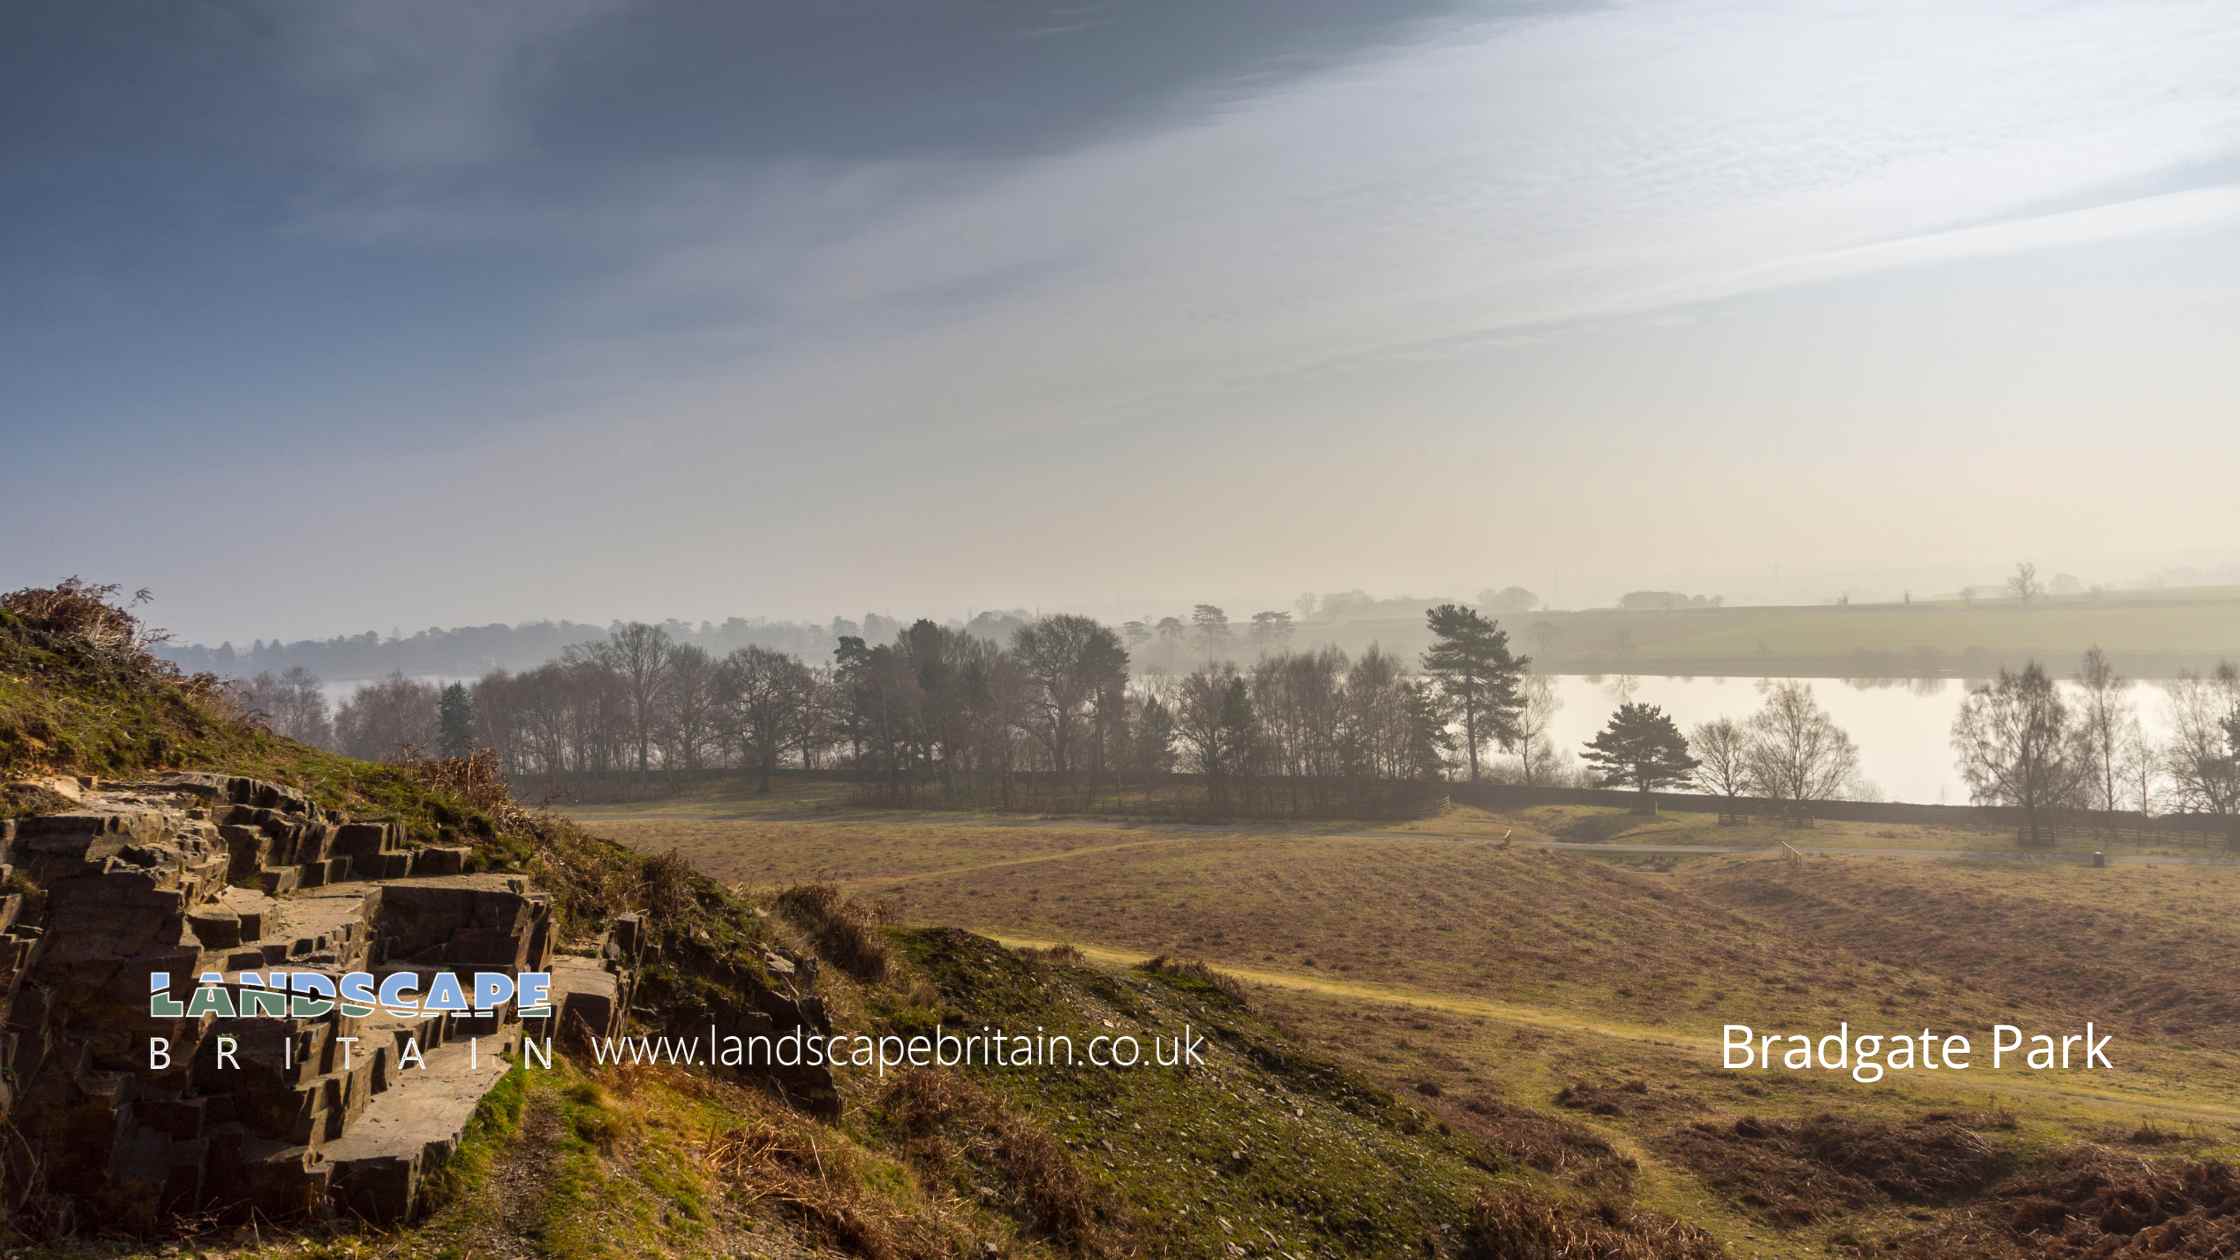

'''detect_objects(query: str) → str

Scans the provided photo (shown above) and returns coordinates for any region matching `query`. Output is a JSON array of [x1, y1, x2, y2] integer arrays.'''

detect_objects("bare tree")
[[1689, 716, 1751, 823], [1012, 614, 1128, 780], [1952, 661, 2087, 848], [794, 665, 837, 771], [2073, 647, 2131, 823], [660, 644, 723, 771], [1509, 673, 1562, 786], [1176, 663, 1256, 808], [2007, 561, 2042, 606], [229, 666, 334, 747], [2120, 715, 2163, 818], [2164, 662, 2240, 848], [721, 645, 809, 792], [334, 674, 440, 762], [1744, 680, 1858, 824], [594, 622, 675, 774]]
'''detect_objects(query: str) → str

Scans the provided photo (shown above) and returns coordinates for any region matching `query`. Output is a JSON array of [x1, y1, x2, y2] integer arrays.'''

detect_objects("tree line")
[[1554, 647, 2240, 847], [226, 612, 2240, 838], [227, 604, 1535, 816], [1946, 651, 2239, 847], [1563, 680, 1863, 822]]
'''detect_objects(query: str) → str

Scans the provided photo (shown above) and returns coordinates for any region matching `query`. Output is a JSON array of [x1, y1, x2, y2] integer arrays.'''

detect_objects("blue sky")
[[5, 0, 2239, 643]]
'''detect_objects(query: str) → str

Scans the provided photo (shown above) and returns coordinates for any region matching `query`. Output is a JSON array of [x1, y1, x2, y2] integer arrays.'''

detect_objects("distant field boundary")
[[1448, 782, 2236, 847], [519, 766, 2234, 848], [511, 766, 1446, 821]]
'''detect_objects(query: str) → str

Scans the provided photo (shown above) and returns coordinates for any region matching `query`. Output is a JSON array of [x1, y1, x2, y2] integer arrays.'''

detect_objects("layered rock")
[[0, 774, 585, 1227]]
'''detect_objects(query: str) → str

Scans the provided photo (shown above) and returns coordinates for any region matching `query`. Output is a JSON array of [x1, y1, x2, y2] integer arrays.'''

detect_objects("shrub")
[[1462, 1191, 1726, 1260], [775, 883, 889, 982], [1138, 954, 1247, 1006]]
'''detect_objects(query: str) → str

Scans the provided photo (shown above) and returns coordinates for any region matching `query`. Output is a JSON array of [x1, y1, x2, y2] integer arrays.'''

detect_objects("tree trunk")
[[1463, 699, 1480, 781]]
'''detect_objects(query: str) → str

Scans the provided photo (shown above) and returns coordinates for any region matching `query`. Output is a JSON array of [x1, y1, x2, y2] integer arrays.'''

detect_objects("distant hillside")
[[1308, 587, 2240, 680], [157, 585, 2240, 688]]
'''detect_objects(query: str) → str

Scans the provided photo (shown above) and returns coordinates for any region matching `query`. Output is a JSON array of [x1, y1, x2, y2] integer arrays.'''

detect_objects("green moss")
[[424, 1061, 530, 1204], [880, 928, 1519, 1258]]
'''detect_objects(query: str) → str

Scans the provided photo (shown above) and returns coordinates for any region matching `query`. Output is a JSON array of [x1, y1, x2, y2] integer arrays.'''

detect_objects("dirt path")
[[983, 931, 2240, 1129]]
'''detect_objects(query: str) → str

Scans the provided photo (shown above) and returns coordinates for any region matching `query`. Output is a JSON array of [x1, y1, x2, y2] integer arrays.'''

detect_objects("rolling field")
[[567, 780, 2240, 1256]]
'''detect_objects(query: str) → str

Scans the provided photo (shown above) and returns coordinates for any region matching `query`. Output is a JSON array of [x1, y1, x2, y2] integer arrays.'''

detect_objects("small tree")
[[2164, 662, 2240, 849], [1247, 610, 1295, 652], [2007, 561, 2042, 606], [436, 683, 476, 759], [1745, 681, 1858, 825], [1581, 703, 1697, 812], [2120, 716, 2163, 818], [1510, 673, 1562, 786], [1403, 681, 1456, 783], [1131, 693, 1177, 783], [1951, 662, 2086, 848], [2073, 647, 2131, 826], [722, 645, 810, 793], [1690, 716, 1752, 824], [1177, 664, 1256, 809]]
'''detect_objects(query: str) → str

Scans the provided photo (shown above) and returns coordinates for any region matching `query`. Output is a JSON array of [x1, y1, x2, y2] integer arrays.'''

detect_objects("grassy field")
[[569, 778, 2240, 1257]]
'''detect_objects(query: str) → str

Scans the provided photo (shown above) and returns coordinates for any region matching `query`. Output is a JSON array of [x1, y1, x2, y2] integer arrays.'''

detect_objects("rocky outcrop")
[[0, 774, 593, 1229], [549, 911, 644, 1049]]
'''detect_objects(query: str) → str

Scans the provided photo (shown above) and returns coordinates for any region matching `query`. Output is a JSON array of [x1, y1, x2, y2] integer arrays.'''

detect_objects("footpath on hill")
[[978, 932, 2240, 1131]]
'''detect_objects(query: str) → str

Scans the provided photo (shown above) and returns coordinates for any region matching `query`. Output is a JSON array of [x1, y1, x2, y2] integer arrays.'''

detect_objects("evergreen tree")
[[1581, 702, 1697, 809], [436, 682, 477, 759], [1402, 681, 1456, 782], [1420, 604, 1528, 781]]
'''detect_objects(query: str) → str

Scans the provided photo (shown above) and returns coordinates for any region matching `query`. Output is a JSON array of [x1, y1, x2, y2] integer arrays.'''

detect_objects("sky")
[[5, 0, 2239, 645]]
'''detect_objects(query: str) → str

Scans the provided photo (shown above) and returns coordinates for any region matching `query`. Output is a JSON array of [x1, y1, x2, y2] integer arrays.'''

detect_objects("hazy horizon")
[[134, 560, 2240, 654], [8, 1, 2240, 645]]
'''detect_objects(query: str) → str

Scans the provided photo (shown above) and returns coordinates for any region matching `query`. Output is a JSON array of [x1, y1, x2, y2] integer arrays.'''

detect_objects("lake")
[[1540, 674, 2178, 806]]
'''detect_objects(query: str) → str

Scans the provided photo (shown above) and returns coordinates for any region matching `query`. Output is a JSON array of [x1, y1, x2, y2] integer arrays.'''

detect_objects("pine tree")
[[436, 683, 477, 759], [1581, 702, 1697, 811], [1420, 604, 1527, 781]]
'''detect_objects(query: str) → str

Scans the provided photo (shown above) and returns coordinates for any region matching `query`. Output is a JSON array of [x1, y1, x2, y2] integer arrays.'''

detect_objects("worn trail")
[[983, 931, 2240, 1129]]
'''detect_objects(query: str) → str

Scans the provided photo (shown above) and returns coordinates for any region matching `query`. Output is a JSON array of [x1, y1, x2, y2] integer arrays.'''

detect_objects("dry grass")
[[1137, 954, 1247, 1005], [878, 1069, 1102, 1250], [775, 883, 891, 982], [571, 779, 2240, 1257], [1659, 1113, 2010, 1228], [1889, 1150, 2240, 1258], [1689, 854, 2240, 1044], [1, 577, 161, 657], [1461, 1190, 1728, 1259]]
